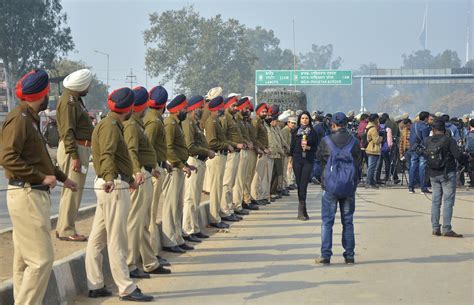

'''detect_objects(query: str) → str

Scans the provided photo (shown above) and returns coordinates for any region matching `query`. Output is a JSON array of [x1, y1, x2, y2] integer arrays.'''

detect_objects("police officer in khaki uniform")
[[143, 85, 171, 267], [201, 87, 223, 193], [161, 95, 196, 253], [268, 106, 285, 200], [279, 113, 296, 194], [182, 95, 215, 241], [0, 70, 78, 305], [232, 97, 255, 213], [124, 86, 170, 277], [251, 103, 271, 205], [85, 87, 153, 301], [220, 96, 245, 221], [205, 96, 231, 229], [56, 69, 94, 241], [242, 102, 261, 210]]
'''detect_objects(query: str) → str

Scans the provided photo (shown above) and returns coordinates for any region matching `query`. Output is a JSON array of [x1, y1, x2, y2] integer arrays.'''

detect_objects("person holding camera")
[[408, 111, 432, 194], [423, 119, 468, 238]]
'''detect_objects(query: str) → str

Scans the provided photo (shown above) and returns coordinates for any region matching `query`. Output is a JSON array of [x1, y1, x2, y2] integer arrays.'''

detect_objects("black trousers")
[[293, 159, 314, 202]]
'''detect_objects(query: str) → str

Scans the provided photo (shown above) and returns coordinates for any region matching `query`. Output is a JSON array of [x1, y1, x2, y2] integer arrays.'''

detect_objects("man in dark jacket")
[[409, 111, 432, 194], [315, 112, 361, 265], [424, 119, 468, 238]]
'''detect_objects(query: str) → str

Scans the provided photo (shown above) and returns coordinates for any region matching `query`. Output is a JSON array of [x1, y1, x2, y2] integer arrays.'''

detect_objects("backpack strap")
[[323, 136, 339, 152], [324, 136, 355, 153]]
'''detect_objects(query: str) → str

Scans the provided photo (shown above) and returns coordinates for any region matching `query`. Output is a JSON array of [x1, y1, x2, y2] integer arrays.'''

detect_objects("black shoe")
[[145, 265, 171, 275], [432, 230, 441, 236], [162, 246, 186, 253], [193, 232, 209, 239], [243, 203, 259, 210], [210, 222, 229, 229], [442, 231, 463, 238], [315, 257, 331, 265], [421, 189, 432, 194], [89, 286, 112, 298], [129, 269, 150, 279], [409, 187, 415, 194], [119, 287, 153, 302], [256, 200, 267, 206], [234, 209, 249, 216], [281, 189, 290, 196], [183, 235, 202, 243], [297, 202, 309, 221], [178, 243, 195, 250], [365, 184, 379, 189], [156, 255, 170, 267], [232, 214, 243, 220], [270, 197, 276, 202], [344, 257, 355, 264], [221, 215, 239, 222], [393, 179, 401, 185]]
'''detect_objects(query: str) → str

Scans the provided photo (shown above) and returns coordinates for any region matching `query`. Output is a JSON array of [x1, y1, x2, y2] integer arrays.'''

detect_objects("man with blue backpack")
[[409, 111, 432, 194], [315, 112, 361, 265]]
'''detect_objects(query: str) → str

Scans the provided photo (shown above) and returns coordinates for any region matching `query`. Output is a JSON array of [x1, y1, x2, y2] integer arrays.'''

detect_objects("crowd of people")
[[0, 68, 473, 304]]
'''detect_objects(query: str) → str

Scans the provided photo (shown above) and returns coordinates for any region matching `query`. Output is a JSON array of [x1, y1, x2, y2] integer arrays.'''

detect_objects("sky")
[[62, 0, 473, 94]]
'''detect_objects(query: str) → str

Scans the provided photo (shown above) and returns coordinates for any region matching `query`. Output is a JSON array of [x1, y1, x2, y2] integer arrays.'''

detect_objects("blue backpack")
[[323, 136, 358, 199], [467, 131, 474, 154]]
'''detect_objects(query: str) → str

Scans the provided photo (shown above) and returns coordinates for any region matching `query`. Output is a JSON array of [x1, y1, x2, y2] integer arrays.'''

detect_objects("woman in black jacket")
[[290, 111, 318, 220]]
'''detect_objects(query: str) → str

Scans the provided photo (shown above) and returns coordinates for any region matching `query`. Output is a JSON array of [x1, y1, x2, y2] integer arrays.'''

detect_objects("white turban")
[[206, 87, 223, 100], [278, 112, 290, 122], [63, 69, 93, 92], [228, 92, 242, 100]]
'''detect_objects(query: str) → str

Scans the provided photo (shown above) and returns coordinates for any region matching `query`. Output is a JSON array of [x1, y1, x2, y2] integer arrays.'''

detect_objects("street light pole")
[[94, 50, 109, 90]]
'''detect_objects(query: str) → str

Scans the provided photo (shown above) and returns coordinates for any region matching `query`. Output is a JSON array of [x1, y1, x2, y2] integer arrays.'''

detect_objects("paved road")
[[0, 165, 98, 230], [72, 185, 474, 305]]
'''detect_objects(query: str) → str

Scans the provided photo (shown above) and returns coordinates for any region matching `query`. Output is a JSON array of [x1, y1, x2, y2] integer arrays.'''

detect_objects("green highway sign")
[[255, 70, 352, 86]]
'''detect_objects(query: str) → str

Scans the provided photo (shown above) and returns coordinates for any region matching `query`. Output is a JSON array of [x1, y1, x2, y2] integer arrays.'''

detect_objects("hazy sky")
[[63, 0, 472, 94]]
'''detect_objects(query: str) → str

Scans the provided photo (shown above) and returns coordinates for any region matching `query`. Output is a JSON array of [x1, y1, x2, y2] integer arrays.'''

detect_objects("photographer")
[[423, 119, 468, 238]]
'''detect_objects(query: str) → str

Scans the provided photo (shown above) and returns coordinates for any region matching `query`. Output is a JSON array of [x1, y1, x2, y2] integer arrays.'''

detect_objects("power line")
[[126, 68, 137, 88]]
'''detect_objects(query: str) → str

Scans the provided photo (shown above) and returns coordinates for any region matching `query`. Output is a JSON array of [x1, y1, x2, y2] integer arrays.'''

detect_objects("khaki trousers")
[[282, 156, 289, 189], [7, 186, 53, 305], [150, 166, 165, 256], [221, 151, 240, 216], [251, 153, 268, 200], [56, 141, 90, 237], [86, 178, 136, 296], [207, 153, 226, 223], [160, 168, 185, 247], [202, 164, 210, 193], [183, 157, 206, 235], [243, 150, 258, 204], [286, 157, 296, 186], [265, 158, 275, 199], [232, 150, 248, 210], [127, 170, 159, 272]]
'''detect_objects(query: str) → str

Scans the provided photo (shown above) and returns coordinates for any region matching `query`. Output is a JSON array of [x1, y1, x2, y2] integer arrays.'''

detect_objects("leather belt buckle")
[[76, 139, 92, 147]]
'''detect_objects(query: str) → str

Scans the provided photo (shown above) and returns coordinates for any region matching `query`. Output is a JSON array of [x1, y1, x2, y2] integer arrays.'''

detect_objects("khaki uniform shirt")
[[56, 88, 94, 159], [236, 112, 251, 146], [182, 116, 209, 157], [221, 110, 243, 148], [164, 115, 188, 169], [199, 106, 211, 129], [281, 126, 292, 155], [267, 124, 284, 159], [143, 109, 167, 164], [252, 116, 269, 150], [0, 103, 67, 184], [92, 112, 134, 183], [246, 118, 258, 151], [205, 115, 228, 151], [124, 113, 157, 172]]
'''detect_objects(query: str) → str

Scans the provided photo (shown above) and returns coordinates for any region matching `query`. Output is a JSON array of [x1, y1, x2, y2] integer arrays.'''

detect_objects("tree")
[[299, 44, 342, 70], [49, 59, 108, 111], [402, 50, 434, 69], [0, 0, 74, 110], [144, 6, 256, 95]]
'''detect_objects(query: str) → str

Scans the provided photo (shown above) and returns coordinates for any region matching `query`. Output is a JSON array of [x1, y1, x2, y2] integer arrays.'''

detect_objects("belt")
[[76, 139, 91, 147], [144, 166, 153, 174], [234, 148, 241, 153], [196, 155, 208, 162], [9, 179, 50, 192], [97, 174, 131, 183]]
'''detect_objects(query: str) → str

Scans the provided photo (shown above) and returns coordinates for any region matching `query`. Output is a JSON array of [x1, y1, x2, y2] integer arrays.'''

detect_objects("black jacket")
[[290, 125, 318, 163], [316, 128, 362, 190], [423, 134, 468, 177]]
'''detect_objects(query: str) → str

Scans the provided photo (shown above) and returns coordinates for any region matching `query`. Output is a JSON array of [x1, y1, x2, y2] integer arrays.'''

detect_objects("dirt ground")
[[0, 193, 209, 282]]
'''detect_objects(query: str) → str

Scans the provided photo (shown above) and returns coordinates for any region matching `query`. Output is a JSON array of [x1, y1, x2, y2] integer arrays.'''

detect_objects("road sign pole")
[[255, 84, 258, 107], [360, 76, 364, 113]]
